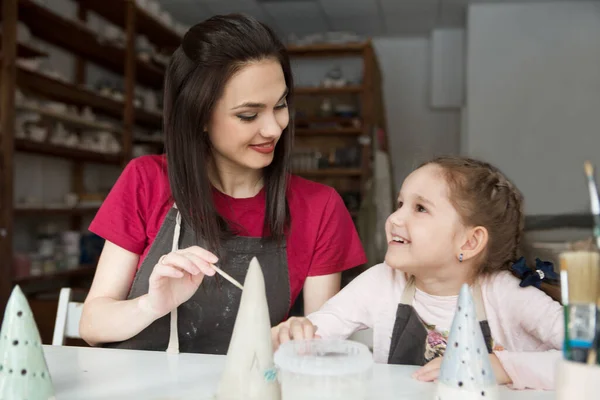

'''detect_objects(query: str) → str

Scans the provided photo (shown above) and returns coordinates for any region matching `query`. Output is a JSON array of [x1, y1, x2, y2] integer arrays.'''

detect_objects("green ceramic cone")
[[0, 285, 55, 400]]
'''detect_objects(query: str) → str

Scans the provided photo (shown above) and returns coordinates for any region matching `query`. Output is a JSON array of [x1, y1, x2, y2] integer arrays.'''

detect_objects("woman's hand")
[[141, 246, 218, 318], [271, 317, 319, 350], [412, 353, 512, 385]]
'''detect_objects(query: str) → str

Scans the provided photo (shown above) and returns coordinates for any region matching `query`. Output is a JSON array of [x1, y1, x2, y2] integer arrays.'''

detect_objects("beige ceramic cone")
[[0, 285, 55, 400], [215, 257, 280, 400]]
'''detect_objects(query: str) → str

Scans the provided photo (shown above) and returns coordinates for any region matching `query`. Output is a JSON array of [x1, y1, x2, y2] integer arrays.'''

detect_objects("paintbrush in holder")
[[588, 282, 600, 365], [559, 251, 599, 363], [556, 250, 600, 400]]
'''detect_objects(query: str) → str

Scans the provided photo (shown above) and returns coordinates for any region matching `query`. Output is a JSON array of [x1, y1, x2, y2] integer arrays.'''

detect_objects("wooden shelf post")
[[0, 0, 18, 320]]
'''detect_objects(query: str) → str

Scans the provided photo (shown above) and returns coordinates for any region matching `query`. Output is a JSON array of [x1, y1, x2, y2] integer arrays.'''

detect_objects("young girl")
[[272, 156, 563, 390]]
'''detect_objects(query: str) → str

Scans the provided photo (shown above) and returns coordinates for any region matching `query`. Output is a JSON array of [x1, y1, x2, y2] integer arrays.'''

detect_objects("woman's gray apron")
[[104, 206, 290, 354], [387, 276, 493, 365]]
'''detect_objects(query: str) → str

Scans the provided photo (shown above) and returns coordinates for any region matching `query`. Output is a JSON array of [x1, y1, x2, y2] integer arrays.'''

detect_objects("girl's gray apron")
[[387, 276, 494, 365], [104, 206, 290, 354]]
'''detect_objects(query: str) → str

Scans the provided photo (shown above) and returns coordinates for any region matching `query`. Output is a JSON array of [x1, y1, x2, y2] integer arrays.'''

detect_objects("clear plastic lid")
[[274, 339, 374, 376]]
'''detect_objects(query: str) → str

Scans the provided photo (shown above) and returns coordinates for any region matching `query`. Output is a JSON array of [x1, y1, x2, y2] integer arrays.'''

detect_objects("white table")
[[43, 345, 554, 400]]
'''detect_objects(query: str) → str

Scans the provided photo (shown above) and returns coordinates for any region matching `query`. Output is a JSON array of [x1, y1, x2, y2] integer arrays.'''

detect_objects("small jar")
[[274, 339, 373, 400]]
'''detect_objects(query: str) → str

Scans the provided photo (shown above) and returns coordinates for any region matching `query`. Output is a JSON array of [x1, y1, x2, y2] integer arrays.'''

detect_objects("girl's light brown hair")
[[422, 156, 524, 275]]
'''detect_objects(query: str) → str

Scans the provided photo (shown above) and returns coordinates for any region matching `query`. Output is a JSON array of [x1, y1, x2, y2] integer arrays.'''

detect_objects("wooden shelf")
[[15, 206, 100, 216], [135, 109, 162, 128], [75, 0, 182, 50], [295, 85, 363, 95], [17, 67, 123, 116], [287, 41, 368, 57], [15, 0, 163, 88], [14, 264, 96, 284], [134, 137, 164, 146], [16, 67, 161, 129], [296, 116, 361, 127], [296, 127, 362, 136], [0, 35, 48, 58], [17, 42, 47, 58], [294, 168, 363, 178], [15, 139, 122, 164], [17, 104, 122, 133]]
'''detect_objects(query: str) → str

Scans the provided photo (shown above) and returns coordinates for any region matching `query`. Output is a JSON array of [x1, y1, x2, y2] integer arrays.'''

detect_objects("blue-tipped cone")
[[436, 284, 498, 400], [0, 286, 55, 400]]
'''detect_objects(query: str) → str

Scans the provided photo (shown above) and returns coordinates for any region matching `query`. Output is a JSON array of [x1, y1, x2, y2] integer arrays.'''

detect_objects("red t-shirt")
[[89, 155, 366, 308]]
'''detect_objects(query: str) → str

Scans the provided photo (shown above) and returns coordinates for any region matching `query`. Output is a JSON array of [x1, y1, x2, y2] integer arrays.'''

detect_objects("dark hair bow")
[[510, 257, 560, 289]]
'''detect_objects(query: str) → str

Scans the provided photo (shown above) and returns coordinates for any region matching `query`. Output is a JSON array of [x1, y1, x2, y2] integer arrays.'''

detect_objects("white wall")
[[466, 2, 600, 216], [374, 37, 462, 189]]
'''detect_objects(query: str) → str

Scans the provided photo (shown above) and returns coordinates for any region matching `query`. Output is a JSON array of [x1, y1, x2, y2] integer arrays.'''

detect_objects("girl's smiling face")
[[384, 164, 470, 278]]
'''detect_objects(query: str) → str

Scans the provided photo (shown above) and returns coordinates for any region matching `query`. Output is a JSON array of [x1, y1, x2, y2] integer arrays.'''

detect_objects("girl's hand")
[[412, 354, 512, 385], [412, 356, 443, 382], [489, 353, 512, 385], [141, 246, 218, 319], [271, 317, 319, 351]]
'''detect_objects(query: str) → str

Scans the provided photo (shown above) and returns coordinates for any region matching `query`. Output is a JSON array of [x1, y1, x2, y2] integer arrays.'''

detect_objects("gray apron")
[[105, 206, 291, 354], [387, 276, 493, 365]]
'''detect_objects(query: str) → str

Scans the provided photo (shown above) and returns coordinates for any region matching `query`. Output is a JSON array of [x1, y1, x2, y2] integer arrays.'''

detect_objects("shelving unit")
[[286, 40, 388, 297], [287, 42, 368, 57], [295, 85, 363, 95], [74, 0, 182, 50], [5, 0, 164, 88], [14, 207, 100, 216], [0, 0, 178, 326], [14, 139, 123, 164], [289, 40, 388, 225], [0, 35, 48, 59], [16, 104, 122, 133], [17, 67, 162, 129], [295, 127, 362, 137]]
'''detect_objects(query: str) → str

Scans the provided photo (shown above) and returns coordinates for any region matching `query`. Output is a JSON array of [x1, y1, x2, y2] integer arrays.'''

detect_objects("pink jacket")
[[307, 263, 563, 390]]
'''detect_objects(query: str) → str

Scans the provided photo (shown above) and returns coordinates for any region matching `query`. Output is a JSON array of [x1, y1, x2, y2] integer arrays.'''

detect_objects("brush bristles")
[[584, 160, 594, 178], [559, 251, 600, 304]]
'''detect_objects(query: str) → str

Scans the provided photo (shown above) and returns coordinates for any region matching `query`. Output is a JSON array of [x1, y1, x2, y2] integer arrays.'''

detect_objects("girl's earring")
[[458, 253, 464, 263]]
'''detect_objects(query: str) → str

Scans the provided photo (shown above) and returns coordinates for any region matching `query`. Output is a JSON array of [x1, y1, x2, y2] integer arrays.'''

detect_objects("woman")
[[79, 14, 366, 354]]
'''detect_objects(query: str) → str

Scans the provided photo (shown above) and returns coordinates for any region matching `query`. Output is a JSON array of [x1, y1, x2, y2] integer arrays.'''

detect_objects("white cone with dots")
[[215, 257, 280, 400], [0, 285, 55, 400], [435, 284, 498, 400]]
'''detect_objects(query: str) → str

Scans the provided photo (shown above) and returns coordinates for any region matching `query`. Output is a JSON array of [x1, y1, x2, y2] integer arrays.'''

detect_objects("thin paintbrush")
[[584, 161, 600, 249], [210, 264, 244, 290], [559, 255, 571, 359], [560, 251, 600, 363]]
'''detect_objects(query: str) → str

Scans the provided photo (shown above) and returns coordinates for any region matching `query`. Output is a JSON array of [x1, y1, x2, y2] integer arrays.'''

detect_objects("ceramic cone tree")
[[436, 284, 498, 400], [216, 257, 280, 400], [0, 285, 55, 400]]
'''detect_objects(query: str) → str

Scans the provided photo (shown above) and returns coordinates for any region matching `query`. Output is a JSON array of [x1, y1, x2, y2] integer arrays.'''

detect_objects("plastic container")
[[274, 339, 373, 400]]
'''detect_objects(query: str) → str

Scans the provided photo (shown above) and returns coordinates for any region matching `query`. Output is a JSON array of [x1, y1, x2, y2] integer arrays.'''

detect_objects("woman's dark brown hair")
[[163, 14, 294, 254]]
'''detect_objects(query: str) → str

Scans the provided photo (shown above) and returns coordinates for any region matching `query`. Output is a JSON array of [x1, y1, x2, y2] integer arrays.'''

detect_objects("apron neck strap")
[[400, 276, 488, 321], [166, 205, 182, 355], [471, 281, 487, 322], [400, 275, 417, 305]]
